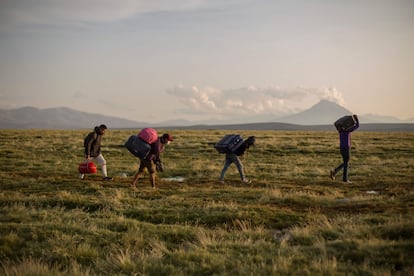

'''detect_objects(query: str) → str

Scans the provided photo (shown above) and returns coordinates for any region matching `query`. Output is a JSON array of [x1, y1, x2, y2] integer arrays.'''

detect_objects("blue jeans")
[[334, 147, 350, 181], [219, 153, 245, 181]]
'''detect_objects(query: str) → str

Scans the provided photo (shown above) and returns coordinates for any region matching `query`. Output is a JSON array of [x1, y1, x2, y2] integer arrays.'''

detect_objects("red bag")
[[78, 161, 97, 174], [138, 128, 158, 144]]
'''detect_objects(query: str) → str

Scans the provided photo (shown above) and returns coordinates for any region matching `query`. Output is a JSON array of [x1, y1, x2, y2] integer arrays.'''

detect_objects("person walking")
[[131, 133, 173, 188], [330, 115, 360, 183], [219, 136, 255, 184], [80, 124, 113, 181]]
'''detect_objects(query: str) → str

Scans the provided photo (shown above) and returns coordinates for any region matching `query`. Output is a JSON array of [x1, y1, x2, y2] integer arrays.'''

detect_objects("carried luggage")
[[125, 135, 152, 159], [334, 115, 357, 132], [138, 128, 158, 144], [78, 161, 97, 174], [214, 134, 244, 154]]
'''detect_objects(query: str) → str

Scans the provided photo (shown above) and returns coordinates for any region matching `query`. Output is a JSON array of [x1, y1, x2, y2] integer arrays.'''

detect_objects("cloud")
[[70, 90, 136, 113], [97, 99, 137, 113], [166, 85, 345, 118], [320, 87, 346, 106], [0, 0, 244, 28]]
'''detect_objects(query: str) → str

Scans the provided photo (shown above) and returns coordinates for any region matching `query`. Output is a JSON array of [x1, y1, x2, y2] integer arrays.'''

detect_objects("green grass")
[[0, 129, 413, 275]]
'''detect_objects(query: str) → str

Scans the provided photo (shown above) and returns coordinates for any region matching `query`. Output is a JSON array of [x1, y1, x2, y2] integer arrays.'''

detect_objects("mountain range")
[[279, 100, 356, 125], [0, 106, 149, 129], [0, 100, 413, 131]]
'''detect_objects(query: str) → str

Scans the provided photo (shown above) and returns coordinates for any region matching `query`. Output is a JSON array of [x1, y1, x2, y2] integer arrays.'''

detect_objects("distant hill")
[[161, 100, 414, 131], [167, 122, 414, 132], [1, 103, 413, 131], [279, 100, 353, 125], [0, 107, 148, 129], [359, 113, 406, 123], [273, 100, 411, 125]]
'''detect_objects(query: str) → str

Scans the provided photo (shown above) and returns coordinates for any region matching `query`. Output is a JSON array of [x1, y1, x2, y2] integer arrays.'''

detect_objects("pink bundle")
[[138, 128, 158, 144]]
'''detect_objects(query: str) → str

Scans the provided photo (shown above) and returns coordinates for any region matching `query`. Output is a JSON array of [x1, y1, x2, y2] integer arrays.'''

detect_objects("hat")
[[99, 124, 107, 129], [162, 133, 173, 142]]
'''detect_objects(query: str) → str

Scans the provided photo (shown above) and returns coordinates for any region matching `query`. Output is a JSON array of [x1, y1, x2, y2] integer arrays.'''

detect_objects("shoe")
[[219, 179, 225, 184], [79, 174, 85, 180], [343, 180, 352, 184], [329, 170, 335, 180], [103, 177, 113, 181], [242, 179, 252, 184]]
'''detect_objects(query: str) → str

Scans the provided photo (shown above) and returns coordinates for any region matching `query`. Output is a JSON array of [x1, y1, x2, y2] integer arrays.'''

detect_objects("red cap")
[[163, 133, 173, 142]]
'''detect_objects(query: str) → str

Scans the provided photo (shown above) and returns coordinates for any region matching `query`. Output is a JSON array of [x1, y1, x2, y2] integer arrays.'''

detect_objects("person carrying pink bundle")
[[131, 129, 173, 188]]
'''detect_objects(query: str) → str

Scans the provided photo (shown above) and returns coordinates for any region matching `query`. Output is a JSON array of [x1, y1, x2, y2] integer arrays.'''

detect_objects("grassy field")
[[0, 129, 413, 275]]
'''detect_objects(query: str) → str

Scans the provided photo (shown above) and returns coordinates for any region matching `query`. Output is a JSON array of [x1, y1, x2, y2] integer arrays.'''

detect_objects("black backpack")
[[125, 135, 152, 159], [334, 115, 356, 132], [214, 134, 244, 154]]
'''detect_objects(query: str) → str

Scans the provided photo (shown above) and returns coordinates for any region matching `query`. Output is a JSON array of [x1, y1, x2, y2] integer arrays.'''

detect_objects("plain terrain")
[[0, 129, 413, 275]]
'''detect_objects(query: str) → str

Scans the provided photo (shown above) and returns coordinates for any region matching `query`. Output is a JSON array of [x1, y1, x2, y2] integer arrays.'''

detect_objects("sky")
[[0, 0, 413, 123]]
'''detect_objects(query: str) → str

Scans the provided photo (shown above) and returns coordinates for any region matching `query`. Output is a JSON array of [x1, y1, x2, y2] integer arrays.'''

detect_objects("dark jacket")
[[233, 136, 255, 156], [233, 142, 249, 156], [339, 119, 359, 149], [84, 127, 103, 157], [146, 138, 165, 161]]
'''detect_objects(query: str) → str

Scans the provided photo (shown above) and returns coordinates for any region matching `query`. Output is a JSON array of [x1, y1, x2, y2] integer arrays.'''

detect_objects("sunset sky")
[[1, 0, 413, 123]]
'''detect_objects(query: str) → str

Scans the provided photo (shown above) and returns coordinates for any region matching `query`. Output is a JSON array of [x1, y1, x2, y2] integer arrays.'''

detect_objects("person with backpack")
[[330, 115, 360, 183], [219, 136, 255, 184], [80, 124, 113, 181], [131, 133, 173, 189]]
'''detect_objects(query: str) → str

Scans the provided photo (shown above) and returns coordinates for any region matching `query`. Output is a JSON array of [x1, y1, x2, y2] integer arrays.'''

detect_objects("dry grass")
[[0, 129, 413, 275]]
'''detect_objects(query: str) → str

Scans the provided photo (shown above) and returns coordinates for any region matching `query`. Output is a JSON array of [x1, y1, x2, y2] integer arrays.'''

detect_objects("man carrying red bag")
[[79, 124, 113, 181]]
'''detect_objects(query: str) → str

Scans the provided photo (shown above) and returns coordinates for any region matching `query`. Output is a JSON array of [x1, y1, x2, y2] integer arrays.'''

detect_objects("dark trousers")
[[334, 147, 350, 181]]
